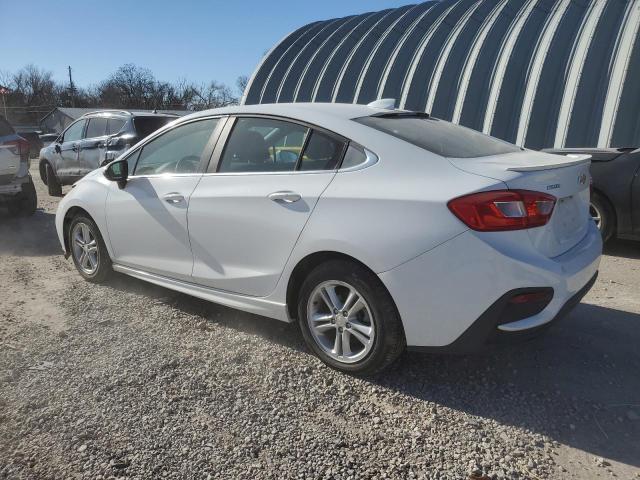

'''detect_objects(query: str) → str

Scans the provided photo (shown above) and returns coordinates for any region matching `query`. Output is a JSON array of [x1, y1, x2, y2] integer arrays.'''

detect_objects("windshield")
[[354, 115, 521, 158], [134, 116, 177, 140]]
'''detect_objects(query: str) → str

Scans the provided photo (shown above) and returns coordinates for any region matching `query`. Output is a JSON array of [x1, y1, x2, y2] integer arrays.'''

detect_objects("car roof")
[[185, 102, 383, 124], [81, 110, 180, 119], [180, 103, 401, 142]]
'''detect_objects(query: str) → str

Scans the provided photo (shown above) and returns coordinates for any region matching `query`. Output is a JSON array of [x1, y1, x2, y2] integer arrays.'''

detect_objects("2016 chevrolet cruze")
[[55, 102, 602, 374]]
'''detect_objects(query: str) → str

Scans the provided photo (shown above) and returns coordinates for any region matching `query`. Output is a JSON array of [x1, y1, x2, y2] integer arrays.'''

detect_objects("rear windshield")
[[0, 117, 14, 136], [354, 115, 521, 158], [134, 116, 176, 140]]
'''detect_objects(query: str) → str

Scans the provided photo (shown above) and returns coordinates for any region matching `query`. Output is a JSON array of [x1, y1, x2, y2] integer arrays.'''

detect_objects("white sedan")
[[55, 102, 602, 374]]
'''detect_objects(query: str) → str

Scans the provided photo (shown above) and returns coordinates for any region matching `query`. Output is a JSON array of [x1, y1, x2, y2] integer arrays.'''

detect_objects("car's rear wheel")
[[590, 192, 615, 242], [45, 163, 62, 197], [68, 215, 112, 283], [297, 260, 405, 375]]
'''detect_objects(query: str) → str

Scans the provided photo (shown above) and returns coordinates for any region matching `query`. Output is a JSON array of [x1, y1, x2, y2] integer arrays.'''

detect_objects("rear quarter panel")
[[268, 135, 507, 307]]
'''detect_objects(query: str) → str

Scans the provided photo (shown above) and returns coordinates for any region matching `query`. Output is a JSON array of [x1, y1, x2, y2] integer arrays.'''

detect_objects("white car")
[[55, 102, 601, 374]]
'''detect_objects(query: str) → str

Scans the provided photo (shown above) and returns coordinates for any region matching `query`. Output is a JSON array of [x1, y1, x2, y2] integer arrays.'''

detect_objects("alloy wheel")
[[307, 280, 375, 364], [589, 202, 602, 230], [71, 222, 99, 275]]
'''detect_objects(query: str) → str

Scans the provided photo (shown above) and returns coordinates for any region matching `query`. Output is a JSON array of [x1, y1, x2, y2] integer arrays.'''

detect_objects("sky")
[[1, 0, 413, 91]]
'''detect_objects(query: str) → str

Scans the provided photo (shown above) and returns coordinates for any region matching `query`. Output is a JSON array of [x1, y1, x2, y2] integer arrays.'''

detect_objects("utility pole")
[[68, 66, 75, 107]]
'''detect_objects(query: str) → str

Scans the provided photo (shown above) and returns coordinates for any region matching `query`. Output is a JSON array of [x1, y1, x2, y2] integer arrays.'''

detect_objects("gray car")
[[39, 110, 178, 196], [0, 115, 37, 216]]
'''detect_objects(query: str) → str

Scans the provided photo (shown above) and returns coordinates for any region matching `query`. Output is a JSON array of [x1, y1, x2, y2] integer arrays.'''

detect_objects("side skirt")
[[112, 264, 291, 322]]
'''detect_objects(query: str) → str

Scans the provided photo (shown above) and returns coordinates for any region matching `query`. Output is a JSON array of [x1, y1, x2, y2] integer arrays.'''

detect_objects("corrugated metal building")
[[243, 0, 640, 149]]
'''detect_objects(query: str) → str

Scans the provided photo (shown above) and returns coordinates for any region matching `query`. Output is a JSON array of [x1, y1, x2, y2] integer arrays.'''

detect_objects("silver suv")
[[39, 110, 178, 196], [0, 116, 37, 216]]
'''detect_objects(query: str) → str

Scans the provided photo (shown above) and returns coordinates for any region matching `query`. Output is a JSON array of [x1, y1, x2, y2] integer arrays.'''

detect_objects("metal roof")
[[243, 0, 640, 149]]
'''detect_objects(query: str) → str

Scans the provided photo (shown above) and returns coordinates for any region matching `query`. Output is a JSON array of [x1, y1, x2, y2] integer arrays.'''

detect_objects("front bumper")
[[379, 221, 602, 350]]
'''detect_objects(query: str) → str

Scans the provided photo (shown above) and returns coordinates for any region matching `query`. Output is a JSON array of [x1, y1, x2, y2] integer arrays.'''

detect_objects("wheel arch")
[[285, 251, 400, 322], [62, 206, 94, 255], [591, 187, 617, 231]]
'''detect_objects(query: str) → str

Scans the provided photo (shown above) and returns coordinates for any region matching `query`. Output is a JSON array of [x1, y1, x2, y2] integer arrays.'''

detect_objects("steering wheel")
[[175, 155, 201, 173]]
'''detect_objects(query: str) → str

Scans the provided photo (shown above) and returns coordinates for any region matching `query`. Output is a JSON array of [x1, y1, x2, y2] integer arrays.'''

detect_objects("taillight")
[[447, 190, 556, 231], [4, 138, 30, 162]]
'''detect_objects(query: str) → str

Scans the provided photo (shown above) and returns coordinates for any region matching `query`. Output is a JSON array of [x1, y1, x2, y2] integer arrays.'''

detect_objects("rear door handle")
[[164, 193, 185, 204], [268, 191, 301, 203]]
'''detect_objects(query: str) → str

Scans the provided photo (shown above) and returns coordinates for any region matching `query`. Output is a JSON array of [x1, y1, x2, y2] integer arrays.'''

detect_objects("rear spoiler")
[[506, 154, 591, 172]]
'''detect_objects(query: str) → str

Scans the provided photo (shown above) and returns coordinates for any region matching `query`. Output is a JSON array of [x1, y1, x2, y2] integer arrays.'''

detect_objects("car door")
[[79, 116, 108, 177], [188, 116, 346, 297], [55, 119, 86, 180], [105, 117, 222, 281]]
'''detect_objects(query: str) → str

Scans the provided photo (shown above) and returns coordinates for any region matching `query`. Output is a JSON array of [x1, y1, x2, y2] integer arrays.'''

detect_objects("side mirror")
[[54, 144, 61, 154], [104, 159, 128, 189]]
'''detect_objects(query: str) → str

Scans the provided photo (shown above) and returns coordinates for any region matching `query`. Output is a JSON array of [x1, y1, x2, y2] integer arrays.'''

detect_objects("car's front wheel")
[[297, 260, 405, 375], [68, 215, 112, 283]]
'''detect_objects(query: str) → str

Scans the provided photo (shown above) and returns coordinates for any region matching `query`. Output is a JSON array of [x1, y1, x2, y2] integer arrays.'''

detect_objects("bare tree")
[[236, 75, 249, 97], [192, 81, 238, 110]]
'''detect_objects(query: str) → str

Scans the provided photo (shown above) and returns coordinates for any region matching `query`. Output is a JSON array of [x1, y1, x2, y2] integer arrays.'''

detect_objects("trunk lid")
[[449, 151, 592, 258]]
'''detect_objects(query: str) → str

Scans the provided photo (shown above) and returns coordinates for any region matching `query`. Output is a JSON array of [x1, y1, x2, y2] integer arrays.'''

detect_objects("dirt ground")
[[0, 167, 639, 479]]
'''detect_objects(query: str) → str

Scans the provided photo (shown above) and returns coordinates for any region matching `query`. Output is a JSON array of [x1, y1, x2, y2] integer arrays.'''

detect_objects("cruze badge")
[[578, 173, 587, 185], [546, 184, 560, 190]]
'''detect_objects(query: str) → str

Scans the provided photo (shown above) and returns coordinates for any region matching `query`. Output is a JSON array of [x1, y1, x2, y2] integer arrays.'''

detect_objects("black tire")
[[7, 177, 37, 216], [297, 260, 405, 375], [590, 192, 615, 243], [68, 214, 113, 283], [39, 160, 48, 185], [45, 162, 63, 197]]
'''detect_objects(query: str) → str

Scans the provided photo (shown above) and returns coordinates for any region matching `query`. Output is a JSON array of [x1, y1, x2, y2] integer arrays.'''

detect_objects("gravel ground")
[[1, 168, 639, 479]]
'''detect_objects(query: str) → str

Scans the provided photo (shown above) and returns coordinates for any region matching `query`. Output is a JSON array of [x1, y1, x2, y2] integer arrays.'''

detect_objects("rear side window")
[[134, 116, 176, 139], [299, 131, 344, 171], [0, 117, 14, 136], [354, 115, 521, 158], [85, 117, 108, 138], [107, 118, 126, 135]]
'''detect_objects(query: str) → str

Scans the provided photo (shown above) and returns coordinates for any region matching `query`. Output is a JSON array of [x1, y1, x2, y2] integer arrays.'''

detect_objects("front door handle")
[[164, 193, 185, 204], [268, 191, 301, 203]]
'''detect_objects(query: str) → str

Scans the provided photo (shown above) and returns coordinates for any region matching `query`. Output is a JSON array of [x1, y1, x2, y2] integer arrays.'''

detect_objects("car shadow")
[[0, 209, 62, 256], [104, 272, 306, 353], [604, 238, 640, 259], [102, 271, 640, 468], [369, 302, 640, 468]]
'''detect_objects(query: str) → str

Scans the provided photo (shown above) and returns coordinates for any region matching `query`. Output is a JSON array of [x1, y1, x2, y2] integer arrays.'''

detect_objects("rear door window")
[[107, 118, 126, 135], [354, 115, 521, 158], [218, 117, 308, 173], [299, 131, 345, 171], [85, 117, 108, 138]]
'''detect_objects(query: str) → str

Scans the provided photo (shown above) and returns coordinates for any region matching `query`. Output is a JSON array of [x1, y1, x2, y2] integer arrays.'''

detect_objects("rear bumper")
[[407, 271, 597, 353], [0, 173, 31, 197], [379, 221, 602, 349]]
